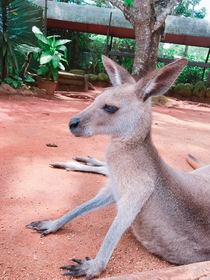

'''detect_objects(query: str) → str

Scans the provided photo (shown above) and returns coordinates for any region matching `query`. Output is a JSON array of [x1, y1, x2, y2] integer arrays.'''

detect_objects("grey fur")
[[27, 56, 210, 280]]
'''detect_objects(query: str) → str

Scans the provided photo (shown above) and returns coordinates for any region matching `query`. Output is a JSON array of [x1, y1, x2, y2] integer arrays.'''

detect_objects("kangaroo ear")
[[102, 55, 135, 86], [136, 58, 188, 102]]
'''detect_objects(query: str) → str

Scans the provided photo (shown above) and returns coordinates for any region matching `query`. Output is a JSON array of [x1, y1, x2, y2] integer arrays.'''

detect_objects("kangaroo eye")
[[102, 104, 119, 113]]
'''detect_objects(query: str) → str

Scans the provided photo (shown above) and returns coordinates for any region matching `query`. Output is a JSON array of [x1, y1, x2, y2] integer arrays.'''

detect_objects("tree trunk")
[[2, 50, 8, 80], [109, 0, 179, 80], [132, 24, 162, 78], [108, 0, 179, 80], [129, 0, 163, 78]]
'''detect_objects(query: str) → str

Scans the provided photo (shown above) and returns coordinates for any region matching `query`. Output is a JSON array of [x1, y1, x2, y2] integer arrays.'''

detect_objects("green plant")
[[124, 0, 133, 6], [158, 43, 209, 85], [88, 34, 106, 74], [2, 73, 34, 88], [173, 0, 206, 19], [97, 73, 109, 81], [2, 75, 22, 88], [32, 26, 71, 81], [176, 65, 204, 84], [192, 81, 206, 97], [0, 0, 43, 81], [173, 83, 192, 97]]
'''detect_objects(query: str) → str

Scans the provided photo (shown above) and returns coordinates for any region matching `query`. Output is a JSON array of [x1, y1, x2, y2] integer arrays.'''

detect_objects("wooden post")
[[44, 0, 48, 35], [202, 48, 210, 81], [105, 12, 112, 56], [84, 74, 89, 92]]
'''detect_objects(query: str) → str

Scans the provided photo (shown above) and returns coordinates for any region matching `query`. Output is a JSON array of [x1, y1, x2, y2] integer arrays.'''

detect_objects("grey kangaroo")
[[27, 56, 210, 280]]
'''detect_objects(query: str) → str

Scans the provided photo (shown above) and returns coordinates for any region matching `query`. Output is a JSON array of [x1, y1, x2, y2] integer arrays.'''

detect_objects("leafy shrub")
[[173, 83, 192, 97], [97, 73, 109, 81], [158, 43, 208, 85], [192, 81, 206, 97], [89, 74, 98, 81], [206, 88, 210, 98], [176, 65, 204, 84]]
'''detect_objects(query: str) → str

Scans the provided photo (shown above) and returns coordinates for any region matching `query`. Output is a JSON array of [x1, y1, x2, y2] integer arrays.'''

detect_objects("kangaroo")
[[27, 56, 210, 280]]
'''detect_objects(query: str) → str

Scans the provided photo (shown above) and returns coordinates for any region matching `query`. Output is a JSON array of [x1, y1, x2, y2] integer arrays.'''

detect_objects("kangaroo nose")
[[69, 118, 80, 131]]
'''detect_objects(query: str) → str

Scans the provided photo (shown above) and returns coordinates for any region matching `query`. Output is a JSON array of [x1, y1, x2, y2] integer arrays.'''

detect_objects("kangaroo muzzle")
[[69, 117, 80, 134]]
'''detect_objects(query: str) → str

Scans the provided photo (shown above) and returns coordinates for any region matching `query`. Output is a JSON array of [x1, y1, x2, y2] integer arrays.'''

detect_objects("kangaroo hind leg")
[[50, 156, 108, 176]]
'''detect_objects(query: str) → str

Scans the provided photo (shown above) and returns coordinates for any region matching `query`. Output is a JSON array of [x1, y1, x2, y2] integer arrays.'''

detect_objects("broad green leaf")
[[51, 36, 56, 49], [25, 75, 35, 83], [37, 40, 50, 52], [59, 62, 65, 71], [56, 45, 67, 51], [52, 55, 60, 69], [33, 32, 51, 47], [55, 39, 71, 47], [60, 57, 68, 63], [40, 53, 52, 64], [15, 44, 40, 55], [123, 0, 133, 6], [48, 35, 60, 39], [12, 81, 19, 88], [57, 45, 68, 58], [32, 26, 42, 35]]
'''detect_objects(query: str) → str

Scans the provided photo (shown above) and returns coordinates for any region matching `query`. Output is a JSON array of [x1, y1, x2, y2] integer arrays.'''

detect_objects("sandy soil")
[[0, 89, 210, 280]]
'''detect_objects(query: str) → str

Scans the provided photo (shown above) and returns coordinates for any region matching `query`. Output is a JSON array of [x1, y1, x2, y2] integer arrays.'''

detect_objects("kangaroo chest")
[[106, 139, 153, 195]]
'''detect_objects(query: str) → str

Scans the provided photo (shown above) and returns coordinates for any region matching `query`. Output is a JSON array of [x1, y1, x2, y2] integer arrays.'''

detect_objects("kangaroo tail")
[[186, 154, 206, 169]]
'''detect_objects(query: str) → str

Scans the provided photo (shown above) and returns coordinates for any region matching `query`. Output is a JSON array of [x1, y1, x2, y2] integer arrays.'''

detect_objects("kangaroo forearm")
[[55, 191, 115, 228]]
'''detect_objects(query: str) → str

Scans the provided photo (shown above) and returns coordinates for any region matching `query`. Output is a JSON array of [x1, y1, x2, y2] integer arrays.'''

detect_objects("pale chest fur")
[[105, 140, 153, 202]]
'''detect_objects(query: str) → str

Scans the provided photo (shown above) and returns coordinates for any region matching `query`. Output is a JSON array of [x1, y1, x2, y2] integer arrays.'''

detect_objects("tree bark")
[[132, 25, 163, 78], [129, 0, 163, 77], [122, 0, 162, 78]]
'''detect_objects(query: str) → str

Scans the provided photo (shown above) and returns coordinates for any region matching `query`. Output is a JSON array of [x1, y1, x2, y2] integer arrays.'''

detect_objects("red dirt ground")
[[1, 89, 210, 280]]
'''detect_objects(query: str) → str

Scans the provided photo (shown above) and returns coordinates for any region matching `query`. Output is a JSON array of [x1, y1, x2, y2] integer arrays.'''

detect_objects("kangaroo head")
[[69, 56, 187, 140]]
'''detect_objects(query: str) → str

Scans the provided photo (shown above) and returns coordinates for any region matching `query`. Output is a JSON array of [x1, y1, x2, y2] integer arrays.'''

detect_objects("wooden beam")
[[108, 51, 210, 68]]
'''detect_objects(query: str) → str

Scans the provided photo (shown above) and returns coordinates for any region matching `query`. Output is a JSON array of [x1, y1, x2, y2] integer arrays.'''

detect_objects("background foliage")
[[32, 0, 210, 86], [0, 0, 43, 81], [0, 0, 209, 87]]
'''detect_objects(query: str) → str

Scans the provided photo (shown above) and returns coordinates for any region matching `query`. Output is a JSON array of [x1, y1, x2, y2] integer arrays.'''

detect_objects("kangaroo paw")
[[61, 257, 104, 280], [73, 156, 105, 167], [26, 220, 61, 237]]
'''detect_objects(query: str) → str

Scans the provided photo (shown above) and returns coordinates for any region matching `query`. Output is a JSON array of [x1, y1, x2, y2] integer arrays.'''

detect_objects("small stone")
[[33, 88, 47, 98], [20, 90, 33, 96], [0, 84, 17, 95]]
